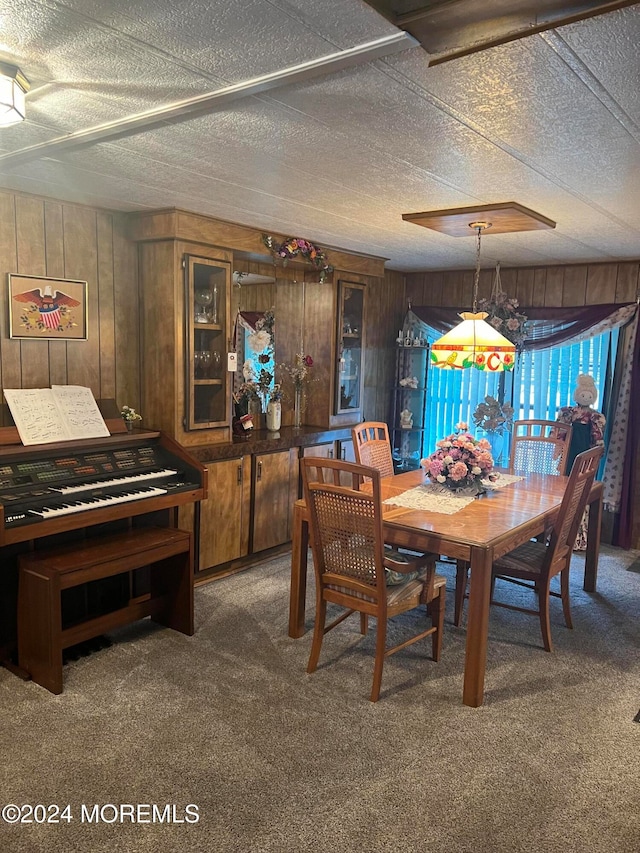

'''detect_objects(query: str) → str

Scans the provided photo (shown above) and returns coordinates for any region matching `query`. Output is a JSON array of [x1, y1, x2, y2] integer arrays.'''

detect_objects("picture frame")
[[8, 273, 88, 340]]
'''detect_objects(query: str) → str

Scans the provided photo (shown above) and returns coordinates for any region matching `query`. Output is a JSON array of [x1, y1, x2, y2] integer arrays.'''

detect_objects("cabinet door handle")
[[329, 449, 334, 458], [341, 448, 346, 460], [237, 464, 242, 485], [257, 460, 262, 481]]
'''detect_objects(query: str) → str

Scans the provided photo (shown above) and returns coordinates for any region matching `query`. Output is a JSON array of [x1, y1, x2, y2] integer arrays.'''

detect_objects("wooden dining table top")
[[288, 467, 603, 707], [376, 468, 573, 559]]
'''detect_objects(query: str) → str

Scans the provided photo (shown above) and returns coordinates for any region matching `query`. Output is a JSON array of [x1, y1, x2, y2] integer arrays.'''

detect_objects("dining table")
[[288, 468, 603, 707]]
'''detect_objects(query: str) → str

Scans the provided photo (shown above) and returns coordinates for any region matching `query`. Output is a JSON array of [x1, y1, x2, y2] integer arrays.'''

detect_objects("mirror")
[[233, 271, 277, 416], [235, 310, 275, 410]]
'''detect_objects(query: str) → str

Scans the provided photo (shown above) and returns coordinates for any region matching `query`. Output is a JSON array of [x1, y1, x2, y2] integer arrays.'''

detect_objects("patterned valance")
[[409, 303, 637, 352]]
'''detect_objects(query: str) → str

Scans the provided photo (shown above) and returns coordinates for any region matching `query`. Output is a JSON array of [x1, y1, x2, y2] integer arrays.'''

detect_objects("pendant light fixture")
[[430, 222, 516, 372]]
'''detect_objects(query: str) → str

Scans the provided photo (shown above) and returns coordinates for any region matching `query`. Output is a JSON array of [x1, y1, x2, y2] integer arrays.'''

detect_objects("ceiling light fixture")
[[430, 222, 516, 372], [0, 63, 30, 126]]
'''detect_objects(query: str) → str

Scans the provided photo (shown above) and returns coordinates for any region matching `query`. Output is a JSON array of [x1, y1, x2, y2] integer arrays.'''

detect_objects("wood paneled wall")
[[0, 190, 139, 424], [233, 259, 405, 428], [405, 261, 640, 308]]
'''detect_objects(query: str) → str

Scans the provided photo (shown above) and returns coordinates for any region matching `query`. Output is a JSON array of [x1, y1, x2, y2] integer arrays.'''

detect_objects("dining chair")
[[300, 457, 446, 702], [509, 419, 573, 476], [352, 421, 395, 478], [460, 446, 602, 652], [454, 418, 574, 627], [352, 421, 436, 562]]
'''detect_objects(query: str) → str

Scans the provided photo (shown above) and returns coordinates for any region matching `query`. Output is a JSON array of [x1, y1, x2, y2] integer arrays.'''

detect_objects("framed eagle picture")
[[8, 274, 88, 340]]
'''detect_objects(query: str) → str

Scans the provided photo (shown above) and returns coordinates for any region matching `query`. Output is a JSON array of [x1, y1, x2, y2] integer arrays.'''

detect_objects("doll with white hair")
[[556, 374, 606, 550]]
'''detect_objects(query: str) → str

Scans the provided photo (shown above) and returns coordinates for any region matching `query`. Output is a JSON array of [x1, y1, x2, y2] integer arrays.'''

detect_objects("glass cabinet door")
[[335, 281, 365, 415], [185, 255, 230, 430]]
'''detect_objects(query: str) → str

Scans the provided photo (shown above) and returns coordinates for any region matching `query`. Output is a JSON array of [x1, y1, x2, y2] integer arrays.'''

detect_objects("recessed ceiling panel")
[[402, 202, 556, 235]]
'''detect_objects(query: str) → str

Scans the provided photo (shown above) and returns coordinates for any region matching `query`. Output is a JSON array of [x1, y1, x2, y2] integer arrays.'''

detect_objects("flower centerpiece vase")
[[449, 481, 486, 497]]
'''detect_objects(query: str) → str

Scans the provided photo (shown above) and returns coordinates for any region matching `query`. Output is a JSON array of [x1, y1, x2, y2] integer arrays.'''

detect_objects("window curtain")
[[408, 304, 636, 350], [602, 311, 639, 548], [408, 302, 639, 549]]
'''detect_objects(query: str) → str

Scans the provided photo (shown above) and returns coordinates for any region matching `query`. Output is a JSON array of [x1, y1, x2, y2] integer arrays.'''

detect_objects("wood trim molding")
[[128, 208, 387, 277]]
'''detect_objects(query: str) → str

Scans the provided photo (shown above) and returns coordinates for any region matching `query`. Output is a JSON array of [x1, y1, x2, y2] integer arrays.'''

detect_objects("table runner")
[[383, 473, 525, 514]]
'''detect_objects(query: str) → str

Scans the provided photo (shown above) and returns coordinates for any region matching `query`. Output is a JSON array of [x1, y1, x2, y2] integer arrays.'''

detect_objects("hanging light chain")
[[469, 221, 491, 312]]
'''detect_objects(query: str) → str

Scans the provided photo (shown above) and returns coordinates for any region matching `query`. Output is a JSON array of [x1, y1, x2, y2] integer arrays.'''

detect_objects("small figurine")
[[556, 374, 606, 550], [400, 408, 413, 429], [399, 376, 419, 389]]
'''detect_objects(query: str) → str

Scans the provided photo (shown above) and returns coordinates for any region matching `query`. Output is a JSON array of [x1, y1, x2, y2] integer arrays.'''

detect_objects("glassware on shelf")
[[211, 351, 221, 377], [194, 286, 213, 323], [194, 350, 212, 379], [194, 351, 203, 378], [200, 351, 211, 379], [210, 283, 218, 325]]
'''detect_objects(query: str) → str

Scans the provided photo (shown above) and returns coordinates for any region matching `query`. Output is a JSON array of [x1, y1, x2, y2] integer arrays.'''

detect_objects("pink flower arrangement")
[[262, 234, 333, 282], [421, 425, 497, 492]]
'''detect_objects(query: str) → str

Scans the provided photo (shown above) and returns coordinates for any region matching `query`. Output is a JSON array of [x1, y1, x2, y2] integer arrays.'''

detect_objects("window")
[[422, 328, 618, 457]]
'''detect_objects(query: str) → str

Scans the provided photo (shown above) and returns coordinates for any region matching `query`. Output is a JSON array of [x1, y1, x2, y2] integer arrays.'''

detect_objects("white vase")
[[266, 400, 281, 431]]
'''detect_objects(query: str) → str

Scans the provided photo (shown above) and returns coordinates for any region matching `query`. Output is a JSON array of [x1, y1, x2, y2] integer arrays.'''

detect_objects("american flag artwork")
[[12, 284, 81, 332], [41, 307, 62, 329]]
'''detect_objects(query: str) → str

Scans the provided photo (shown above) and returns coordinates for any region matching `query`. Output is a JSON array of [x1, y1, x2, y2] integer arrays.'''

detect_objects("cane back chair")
[[301, 457, 446, 702], [489, 446, 603, 651], [509, 419, 573, 476], [352, 422, 395, 479], [454, 418, 574, 627]]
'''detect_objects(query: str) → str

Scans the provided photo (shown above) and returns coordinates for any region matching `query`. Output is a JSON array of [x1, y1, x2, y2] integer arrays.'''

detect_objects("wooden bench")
[[17, 527, 193, 694]]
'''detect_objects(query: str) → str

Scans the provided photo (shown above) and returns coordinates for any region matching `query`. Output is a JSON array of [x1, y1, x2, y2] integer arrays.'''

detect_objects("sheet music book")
[[3, 386, 111, 446]]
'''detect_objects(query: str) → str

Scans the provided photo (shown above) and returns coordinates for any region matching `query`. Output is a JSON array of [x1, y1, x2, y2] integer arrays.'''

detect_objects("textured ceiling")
[[0, 0, 639, 272]]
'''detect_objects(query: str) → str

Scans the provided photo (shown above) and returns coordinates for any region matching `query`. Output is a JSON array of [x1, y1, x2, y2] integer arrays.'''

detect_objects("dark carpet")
[[1, 545, 639, 853]]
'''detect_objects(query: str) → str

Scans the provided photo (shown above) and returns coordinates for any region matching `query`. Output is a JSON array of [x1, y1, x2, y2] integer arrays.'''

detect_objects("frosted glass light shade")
[[431, 312, 516, 372], [0, 65, 28, 126]]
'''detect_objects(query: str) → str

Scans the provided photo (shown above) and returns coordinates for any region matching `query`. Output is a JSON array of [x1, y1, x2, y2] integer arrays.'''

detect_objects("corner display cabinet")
[[391, 341, 429, 471], [135, 218, 234, 448], [185, 255, 231, 431], [335, 281, 365, 416]]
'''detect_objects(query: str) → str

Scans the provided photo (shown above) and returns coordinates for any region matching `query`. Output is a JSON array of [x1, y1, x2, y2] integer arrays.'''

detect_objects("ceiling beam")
[[424, 0, 640, 65], [0, 31, 418, 168]]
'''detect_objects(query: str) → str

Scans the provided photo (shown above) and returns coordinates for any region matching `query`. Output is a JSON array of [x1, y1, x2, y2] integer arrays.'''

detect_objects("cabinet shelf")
[[342, 332, 361, 340], [392, 338, 429, 463], [185, 255, 231, 431], [193, 322, 223, 331]]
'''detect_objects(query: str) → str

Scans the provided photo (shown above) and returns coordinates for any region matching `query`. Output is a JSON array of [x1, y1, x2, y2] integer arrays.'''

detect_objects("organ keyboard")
[[0, 428, 207, 546]]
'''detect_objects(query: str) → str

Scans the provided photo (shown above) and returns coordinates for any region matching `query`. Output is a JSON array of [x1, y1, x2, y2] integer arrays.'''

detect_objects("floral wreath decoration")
[[477, 290, 528, 349], [262, 234, 333, 283]]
